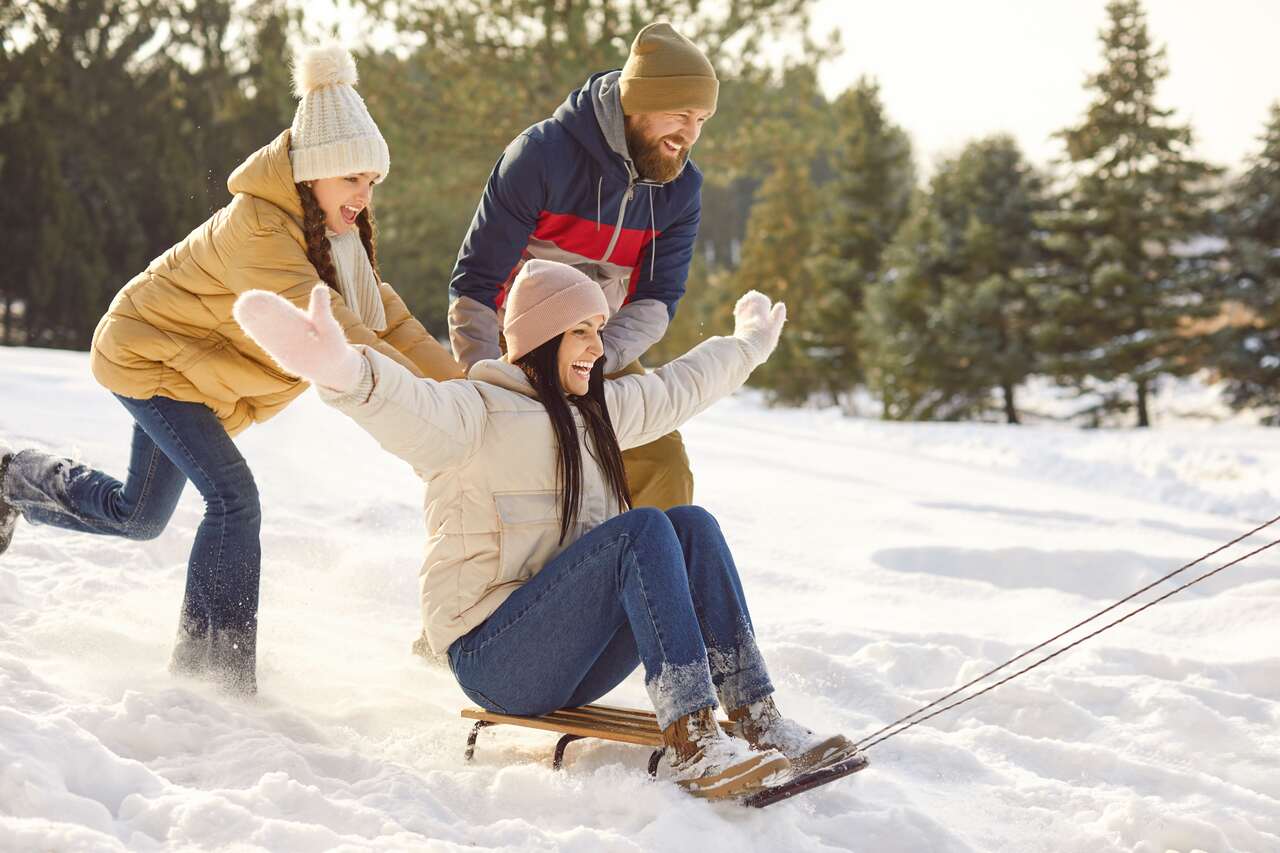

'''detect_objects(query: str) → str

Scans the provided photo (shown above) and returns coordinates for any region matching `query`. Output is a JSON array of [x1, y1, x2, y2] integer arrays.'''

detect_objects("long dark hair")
[[296, 181, 380, 289], [516, 335, 632, 543]]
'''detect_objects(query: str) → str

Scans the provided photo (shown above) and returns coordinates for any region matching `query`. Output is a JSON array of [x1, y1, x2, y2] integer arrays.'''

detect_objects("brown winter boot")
[[729, 696, 860, 775], [661, 706, 790, 800]]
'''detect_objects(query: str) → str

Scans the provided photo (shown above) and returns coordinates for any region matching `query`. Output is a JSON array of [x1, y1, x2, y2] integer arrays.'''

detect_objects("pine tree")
[[0, 0, 304, 347], [733, 156, 822, 403], [1036, 0, 1220, 427], [934, 136, 1050, 423], [1213, 103, 1280, 422], [0, 0, 174, 346], [862, 191, 949, 419], [806, 78, 914, 408], [862, 136, 1048, 422]]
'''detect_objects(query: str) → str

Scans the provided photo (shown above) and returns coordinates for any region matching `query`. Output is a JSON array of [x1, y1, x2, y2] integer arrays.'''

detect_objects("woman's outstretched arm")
[[605, 290, 785, 450], [235, 284, 485, 476]]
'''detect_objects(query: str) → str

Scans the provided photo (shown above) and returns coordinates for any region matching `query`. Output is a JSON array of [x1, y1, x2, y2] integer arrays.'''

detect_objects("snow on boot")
[[730, 696, 860, 775], [209, 627, 258, 696], [170, 623, 258, 696], [0, 447, 19, 557], [662, 707, 790, 800], [169, 621, 211, 678]]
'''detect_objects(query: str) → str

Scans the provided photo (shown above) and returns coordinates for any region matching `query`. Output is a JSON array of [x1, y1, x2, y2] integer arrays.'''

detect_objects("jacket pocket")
[[167, 331, 224, 374], [493, 489, 560, 585]]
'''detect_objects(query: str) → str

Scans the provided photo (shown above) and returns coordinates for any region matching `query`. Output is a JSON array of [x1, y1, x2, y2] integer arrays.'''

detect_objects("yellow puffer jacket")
[[90, 130, 462, 435]]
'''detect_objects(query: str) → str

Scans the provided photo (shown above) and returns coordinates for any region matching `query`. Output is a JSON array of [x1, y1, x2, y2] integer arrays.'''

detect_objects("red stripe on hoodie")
[[534, 212, 661, 267]]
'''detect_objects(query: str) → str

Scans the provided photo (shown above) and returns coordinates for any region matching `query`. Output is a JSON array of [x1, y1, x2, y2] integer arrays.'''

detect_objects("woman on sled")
[[234, 259, 858, 798]]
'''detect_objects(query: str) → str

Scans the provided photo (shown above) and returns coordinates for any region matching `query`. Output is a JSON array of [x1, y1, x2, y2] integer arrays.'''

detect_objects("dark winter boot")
[[661, 706, 789, 800], [729, 696, 860, 775], [209, 627, 258, 696], [0, 446, 19, 557], [169, 621, 211, 678], [169, 621, 258, 696]]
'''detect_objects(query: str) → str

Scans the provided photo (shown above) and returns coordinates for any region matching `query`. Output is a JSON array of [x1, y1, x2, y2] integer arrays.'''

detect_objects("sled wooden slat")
[[460, 704, 735, 769], [461, 704, 665, 747]]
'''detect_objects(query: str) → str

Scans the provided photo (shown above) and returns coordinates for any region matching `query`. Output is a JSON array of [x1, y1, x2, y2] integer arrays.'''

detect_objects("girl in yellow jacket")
[[0, 44, 462, 694]]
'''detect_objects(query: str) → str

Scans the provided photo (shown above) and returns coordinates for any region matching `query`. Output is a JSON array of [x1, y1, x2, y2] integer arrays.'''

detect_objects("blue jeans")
[[1, 394, 261, 685], [447, 505, 774, 730]]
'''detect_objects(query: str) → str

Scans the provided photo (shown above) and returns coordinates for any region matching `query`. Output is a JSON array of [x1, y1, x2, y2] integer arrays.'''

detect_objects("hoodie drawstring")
[[596, 177, 602, 231], [648, 185, 656, 280]]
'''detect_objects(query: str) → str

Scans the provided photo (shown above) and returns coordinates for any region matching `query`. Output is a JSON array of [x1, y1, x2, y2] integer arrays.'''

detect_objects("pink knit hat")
[[504, 260, 610, 361]]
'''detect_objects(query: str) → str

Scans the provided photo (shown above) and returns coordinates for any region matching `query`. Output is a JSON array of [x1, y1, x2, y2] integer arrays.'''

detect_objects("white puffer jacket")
[[320, 333, 766, 656]]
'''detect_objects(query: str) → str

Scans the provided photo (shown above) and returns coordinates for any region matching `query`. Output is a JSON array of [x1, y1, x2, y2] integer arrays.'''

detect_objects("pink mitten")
[[233, 284, 364, 392], [732, 290, 787, 363]]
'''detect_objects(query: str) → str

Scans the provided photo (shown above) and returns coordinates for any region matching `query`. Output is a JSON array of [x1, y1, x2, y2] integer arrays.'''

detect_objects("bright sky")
[[810, 0, 1280, 174], [307, 0, 1279, 175]]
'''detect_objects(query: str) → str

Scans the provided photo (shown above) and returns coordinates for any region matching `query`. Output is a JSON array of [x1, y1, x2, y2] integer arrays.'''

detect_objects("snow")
[[1, 345, 1277, 853]]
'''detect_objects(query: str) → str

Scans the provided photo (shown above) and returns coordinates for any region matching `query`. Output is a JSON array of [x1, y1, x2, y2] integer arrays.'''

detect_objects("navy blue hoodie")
[[447, 70, 703, 371]]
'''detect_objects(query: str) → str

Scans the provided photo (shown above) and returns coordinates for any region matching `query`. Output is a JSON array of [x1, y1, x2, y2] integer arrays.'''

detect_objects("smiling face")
[[624, 108, 712, 183], [557, 315, 606, 396], [308, 172, 380, 235]]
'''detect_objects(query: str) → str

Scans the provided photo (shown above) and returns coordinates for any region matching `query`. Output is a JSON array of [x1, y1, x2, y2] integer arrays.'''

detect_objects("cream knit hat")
[[504, 261, 610, 362], [289, 43, 390, 182]]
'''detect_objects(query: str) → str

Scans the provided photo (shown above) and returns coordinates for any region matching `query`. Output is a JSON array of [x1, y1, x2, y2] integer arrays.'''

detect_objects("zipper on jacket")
[[600, 181, 635, 262]]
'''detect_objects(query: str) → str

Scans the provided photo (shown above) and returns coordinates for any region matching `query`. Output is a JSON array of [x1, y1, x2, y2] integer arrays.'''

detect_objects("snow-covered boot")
[[169, 621, 210, 678], [729, 696, 860, 775], [662, 707, 789, 800], [169, 621, 258, 696], [0, 446, 19, 557], [209, 627, 257, 696]]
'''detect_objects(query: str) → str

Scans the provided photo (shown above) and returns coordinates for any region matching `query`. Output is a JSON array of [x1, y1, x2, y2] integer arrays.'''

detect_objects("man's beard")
[[625, 125, 690, 183]]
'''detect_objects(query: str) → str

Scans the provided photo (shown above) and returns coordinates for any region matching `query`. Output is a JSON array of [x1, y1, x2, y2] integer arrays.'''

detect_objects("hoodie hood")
[[570, 69, 692, 186], [553, 71, 640, 185], [589, 71, 639, 184], [227, 130, 304, 219]]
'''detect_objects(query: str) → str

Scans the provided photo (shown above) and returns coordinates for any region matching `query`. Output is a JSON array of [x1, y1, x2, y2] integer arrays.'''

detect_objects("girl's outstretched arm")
[[235, 285, 484, 476], [605, 290, 785, 450]]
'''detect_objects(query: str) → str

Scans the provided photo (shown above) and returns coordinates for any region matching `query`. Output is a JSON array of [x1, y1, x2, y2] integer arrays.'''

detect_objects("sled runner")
[[460, 704, 868, 806], [740, 752, 868, 807]]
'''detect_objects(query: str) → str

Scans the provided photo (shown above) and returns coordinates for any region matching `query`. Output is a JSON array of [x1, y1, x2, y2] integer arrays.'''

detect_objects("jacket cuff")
[[316, 348, 377, 408]]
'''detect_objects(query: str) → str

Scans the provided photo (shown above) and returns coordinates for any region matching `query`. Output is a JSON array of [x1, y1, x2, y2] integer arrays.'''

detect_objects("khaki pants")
[[607, 360, 695, 510]]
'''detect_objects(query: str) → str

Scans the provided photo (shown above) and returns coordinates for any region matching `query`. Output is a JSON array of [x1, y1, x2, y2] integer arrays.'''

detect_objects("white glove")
[[732, 290, 787, 363], [233, 284, 364, 392]]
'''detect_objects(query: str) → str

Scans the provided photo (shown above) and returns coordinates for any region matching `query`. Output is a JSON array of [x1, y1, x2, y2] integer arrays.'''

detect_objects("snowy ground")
[[1, 345, 1277, 853]]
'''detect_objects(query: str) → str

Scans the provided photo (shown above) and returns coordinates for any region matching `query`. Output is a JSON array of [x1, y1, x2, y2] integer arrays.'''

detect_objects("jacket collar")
[[468, 358, 539, 398], [227, 129, 303, 219]]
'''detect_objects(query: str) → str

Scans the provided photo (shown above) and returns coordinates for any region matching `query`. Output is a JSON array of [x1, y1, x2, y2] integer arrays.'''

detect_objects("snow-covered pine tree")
[[1035, 0, 1220, 427]]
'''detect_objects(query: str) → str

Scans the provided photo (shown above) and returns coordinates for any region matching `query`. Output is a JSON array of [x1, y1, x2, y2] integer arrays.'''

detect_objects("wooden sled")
[[460, 703, 868, 807]]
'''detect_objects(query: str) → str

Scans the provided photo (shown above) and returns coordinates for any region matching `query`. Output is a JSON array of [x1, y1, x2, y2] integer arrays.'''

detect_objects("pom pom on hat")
[[292, 42, 359, 96]]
